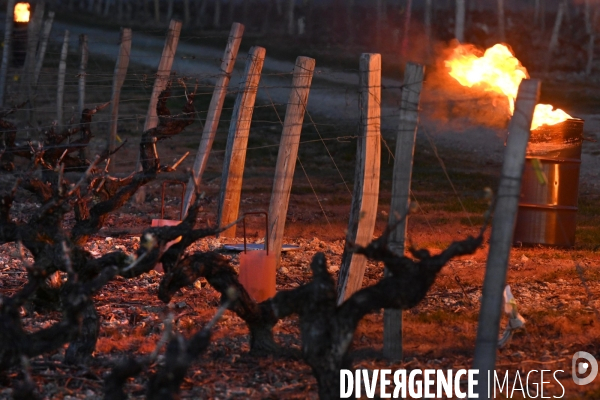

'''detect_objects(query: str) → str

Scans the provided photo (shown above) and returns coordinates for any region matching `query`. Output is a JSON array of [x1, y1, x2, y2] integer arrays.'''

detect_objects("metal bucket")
[[513, 118, 584, 247]]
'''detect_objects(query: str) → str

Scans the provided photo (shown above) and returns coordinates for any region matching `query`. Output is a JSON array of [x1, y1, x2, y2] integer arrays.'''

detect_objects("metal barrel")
[[513, 118, 584, 247]]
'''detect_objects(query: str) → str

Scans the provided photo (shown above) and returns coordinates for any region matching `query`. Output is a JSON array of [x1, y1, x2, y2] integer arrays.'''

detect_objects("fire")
[[445, 43, 572, 130], [14, 3, 30, 23]]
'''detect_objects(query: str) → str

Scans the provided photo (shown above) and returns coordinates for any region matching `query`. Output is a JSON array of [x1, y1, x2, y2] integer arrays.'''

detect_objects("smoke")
[[421, 40, 512, 132]]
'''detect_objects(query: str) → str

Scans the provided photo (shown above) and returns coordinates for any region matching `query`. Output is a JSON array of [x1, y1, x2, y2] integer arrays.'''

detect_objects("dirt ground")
[[1, 229, 600, 399]]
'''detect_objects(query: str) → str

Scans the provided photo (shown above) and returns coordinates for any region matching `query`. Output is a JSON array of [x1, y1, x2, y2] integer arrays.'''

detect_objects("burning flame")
[[445, 43, 572, 130], [14, 3, 30, 23]]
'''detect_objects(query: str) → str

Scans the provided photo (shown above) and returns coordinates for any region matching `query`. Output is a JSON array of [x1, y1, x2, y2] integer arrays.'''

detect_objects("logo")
[[572, 351, 598, 385]]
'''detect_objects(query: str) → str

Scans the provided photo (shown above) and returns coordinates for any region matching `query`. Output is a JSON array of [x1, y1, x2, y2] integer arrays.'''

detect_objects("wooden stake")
[[455, 0, 466, 42], [22, 1, 45, 127], [154, 0, 160, 24], [78, 34, 89, 116], [497, 0, 505, 42], [383, 62, 425, 361], [134, 20, 181, 203], [401, 0, 412, 57], [541, 0, 546, 33], [95, 0, 104, 15], [345, 0, 355, 45], [78, 34, 89, 159], [545, 0, 566, 72], [167, 0, 174, 21], [143, 20, 181, 131], [0, 0, 16, 106], [182, 22, 244, 215], [56, 30, 70, 127], [472, 79, 540, 398], [107, 28, 132, 172], [267, 56, 315, 268], [375, 0, 385, 47], [196, 0, 208, 27], [425, 0, 432, 58], [23, 1, 45, 93], [217, 46, 266, 238], [118, 0, 124, 21], [33, 11, 55, 89], [585, 0, 597, 76], [183, 0, 191, 25], [336, 53, 381, 303], [103, 0, 111, 16], [214, 0, 221, 28]]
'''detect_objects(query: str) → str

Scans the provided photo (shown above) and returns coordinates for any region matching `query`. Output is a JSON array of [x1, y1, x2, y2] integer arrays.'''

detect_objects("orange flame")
[[445, 43, 572, 130], [14, 2, 30, 23]]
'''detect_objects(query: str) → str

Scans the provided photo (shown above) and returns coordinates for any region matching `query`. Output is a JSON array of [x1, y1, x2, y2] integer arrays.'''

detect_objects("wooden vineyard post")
[[77, 34, 89, 159], [455, 0, 466, 42], [22, 1, 44, 98], [383, 62, 425, 361], [107, 28, 132, 172], [545, 0, 566, 73], [78, 34, 89, 117], [33, 11, 55, 88], [217, 46, 266, 238], [585, 0, 597, 75], [143, 20, 181, 132], [183, 0, 191, 25], [19, 1, 44, 129], [134, 20, 181, 203], [425, 0, 432, 51], [56, 30, 70, 128], [472, 79, 540, 397], [337, 53, 381, 304], [267, 56, 315, 268], [182, 22, 244, 216], [0, 0, 15, 106], [154, 0, 160, 24], [497, 0, 506, 42]]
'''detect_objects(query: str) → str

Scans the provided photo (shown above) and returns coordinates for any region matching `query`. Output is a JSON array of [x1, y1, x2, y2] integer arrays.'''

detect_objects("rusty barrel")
[[513, 118, 584, 247]]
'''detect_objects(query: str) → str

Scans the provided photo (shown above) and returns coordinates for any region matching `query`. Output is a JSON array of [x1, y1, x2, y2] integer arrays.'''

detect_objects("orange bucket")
[[237, 212, 276, 303]]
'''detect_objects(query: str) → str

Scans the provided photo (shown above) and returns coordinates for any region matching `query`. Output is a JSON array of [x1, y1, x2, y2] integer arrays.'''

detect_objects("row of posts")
[[0, 4, 542, 389]]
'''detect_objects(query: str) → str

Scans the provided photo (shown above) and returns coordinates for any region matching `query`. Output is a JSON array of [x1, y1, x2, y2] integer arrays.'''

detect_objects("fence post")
[[383, 62, 425, 361], [107, 28, 132, 172], [183, 0, 191, 25], [182, 22, 244, 216], [23, 1, 45, 92], [56, 30, 70, 128], [267, 56, 316, 268], [154, 0, 160, 24], [337, 53, 381, 303], [134, 20, 181, 203], [144, 20, 181, 130], [545, 0, 566, 72], [78, 34, 88, 116], [0, 0, 16, 106], [21, 1, 44, 128], [455, 0, 465, 42], [167, 0, 174, 21], [472, 79, 540, 398], [77, 34, 89, 159], [33, 11, 54, 88], [217, 46, 266, 238]]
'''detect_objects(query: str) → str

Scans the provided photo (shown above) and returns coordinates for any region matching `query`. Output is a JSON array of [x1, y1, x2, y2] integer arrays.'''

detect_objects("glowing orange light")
[[14, 3, 30, 23], [445, 43, 572, 130]]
